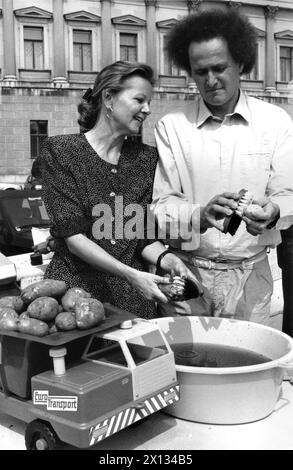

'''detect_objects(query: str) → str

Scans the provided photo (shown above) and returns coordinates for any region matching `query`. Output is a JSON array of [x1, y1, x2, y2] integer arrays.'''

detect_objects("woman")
[[41, 61, 197, 318]]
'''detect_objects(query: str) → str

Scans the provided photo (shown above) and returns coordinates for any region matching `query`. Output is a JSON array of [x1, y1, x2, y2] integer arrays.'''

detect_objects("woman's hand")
[[126, 271, 172, 304]]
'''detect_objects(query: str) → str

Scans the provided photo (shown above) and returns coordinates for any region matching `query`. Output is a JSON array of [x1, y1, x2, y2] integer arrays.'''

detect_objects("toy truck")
[[0, 303, 179, 450]]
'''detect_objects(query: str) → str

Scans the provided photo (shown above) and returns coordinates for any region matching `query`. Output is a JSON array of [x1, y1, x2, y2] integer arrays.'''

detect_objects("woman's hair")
[[166, 9, 257, 76], [31, 158, 42, 179], [78, 61, 154, 131]]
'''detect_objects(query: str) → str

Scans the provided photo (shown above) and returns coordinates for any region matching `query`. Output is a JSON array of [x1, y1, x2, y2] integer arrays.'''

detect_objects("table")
[[1, 381, 292, 451]]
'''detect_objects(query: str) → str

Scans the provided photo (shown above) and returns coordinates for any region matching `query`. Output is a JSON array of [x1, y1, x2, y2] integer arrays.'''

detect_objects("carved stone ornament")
[[14, 6, 53, 20], [264, 6, 279, 19], [145, 0, 157, 7], [187, 0, 201, 10], [228, 1, 242, 9]]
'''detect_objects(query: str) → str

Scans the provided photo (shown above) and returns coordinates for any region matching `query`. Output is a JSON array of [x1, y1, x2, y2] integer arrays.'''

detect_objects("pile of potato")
[[0, 279, 105, 337]]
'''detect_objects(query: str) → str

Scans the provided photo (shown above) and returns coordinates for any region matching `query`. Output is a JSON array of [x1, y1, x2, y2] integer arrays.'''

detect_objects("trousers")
[[157, 250, 273, 325], [277, 226, 293, 337]]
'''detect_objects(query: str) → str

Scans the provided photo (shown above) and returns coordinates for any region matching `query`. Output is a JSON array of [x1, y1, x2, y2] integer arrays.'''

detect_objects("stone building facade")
[[1, 0, 293, 183]]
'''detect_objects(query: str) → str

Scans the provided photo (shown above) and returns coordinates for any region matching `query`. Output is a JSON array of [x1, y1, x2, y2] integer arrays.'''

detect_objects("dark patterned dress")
[[41, 133, 159, 319]]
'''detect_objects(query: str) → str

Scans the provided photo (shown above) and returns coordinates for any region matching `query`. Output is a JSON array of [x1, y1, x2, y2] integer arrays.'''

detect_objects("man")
[[151, 9, 293, 324], [277, 226, 293, 336]]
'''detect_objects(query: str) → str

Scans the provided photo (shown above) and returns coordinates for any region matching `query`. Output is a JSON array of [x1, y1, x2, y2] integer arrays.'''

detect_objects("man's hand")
[[242, 197, 280, 236], [200, 192, 239, 232], [159, 252, 204, 297]]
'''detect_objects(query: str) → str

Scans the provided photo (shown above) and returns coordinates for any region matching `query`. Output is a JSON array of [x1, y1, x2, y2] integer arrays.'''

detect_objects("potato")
[[55, 312, 77, 331], [27, 296, 59, 322], [158, 276, 203, 301], [18, 318, 49, 337], [75, 298, 105, 330], [0, 296, 25, 314], [21, 279, 67, 304], [158, 278, 185, 301], [61, 287, 91, 312], [0, 308, 19, 331], [243, 204, 265, 219], [18, 311, 30, 320], [48, 323, 58, 334], [0, 306, 18, 319]]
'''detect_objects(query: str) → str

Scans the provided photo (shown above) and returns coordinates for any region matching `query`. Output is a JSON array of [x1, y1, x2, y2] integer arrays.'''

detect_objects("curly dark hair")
[[166, 9, 257, 76], [78, 61, 154, 131]]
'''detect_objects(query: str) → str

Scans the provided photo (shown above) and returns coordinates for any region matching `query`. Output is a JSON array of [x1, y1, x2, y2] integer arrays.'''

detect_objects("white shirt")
[[151, 91, 293, 259]]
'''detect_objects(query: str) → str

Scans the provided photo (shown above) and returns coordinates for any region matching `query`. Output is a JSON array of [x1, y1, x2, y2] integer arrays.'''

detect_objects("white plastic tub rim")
[[151, 316, 293, 376], [151, 317, 293, 424]]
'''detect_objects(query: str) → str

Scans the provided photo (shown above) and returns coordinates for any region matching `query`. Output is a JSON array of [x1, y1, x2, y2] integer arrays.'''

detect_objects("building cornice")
[[156, 19, 178, 29], [64, 11, 101, 23], [111, 15, 146, 27], [14, 6, 53, 20], [275, 30, 293, 40]]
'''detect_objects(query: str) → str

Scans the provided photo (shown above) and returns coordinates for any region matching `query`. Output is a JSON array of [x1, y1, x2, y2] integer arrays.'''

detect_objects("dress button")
[[111, 168, 117, 174], [110, 239, 116, 245], [110, 191, 115, 197]]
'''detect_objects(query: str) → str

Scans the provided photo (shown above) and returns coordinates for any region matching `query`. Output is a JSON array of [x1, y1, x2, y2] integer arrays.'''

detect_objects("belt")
[[187, 249, 268, 271]]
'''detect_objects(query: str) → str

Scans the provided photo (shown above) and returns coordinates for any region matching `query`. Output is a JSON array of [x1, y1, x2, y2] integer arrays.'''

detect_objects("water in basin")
[[171, 342, 272, 368]]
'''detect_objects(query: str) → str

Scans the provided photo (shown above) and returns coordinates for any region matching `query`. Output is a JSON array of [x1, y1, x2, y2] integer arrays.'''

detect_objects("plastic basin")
[[151, 316, 293, 424]]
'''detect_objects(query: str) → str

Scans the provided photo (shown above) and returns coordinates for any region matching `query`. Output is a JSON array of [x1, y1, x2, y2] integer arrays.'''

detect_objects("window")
[[163, 35, 180, 76], [30, 121, 48, 159], [73, 29, 92, 72], [280, 46, 293, 82], [120, 33, 137, 61], [24, 26, 44, 69], [84, 337, 128, 367]]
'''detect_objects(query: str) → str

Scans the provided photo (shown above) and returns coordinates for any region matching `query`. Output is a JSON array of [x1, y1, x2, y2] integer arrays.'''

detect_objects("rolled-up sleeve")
[[41, 138, 90, 239], [150, 119, 200, 250], [267, 109, 293, 230]]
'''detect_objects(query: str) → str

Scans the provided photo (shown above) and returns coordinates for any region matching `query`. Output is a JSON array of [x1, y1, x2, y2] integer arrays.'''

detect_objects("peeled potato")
[[244, 204, 265, 218]]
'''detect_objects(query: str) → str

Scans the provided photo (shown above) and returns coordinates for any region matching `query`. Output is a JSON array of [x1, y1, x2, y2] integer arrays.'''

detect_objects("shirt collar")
[[196, 90, 250, 127]]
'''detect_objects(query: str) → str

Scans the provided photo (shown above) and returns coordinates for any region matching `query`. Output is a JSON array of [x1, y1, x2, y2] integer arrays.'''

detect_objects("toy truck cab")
[[0, 309, 178, 450], [30, 318, 178, 449], [83, 318, 177, 403]]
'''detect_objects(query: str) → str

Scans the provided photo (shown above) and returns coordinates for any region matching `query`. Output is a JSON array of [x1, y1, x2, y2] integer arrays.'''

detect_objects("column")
[[101, 0, 112, 68], [264, 6, 278, 91], [53, 0, 67, 86], [187, 0, 201, 14], [3, 0, 17, 82], [145, 1, 157, 79], [228, 2, 242, 9], [186, 1, 201, 89]]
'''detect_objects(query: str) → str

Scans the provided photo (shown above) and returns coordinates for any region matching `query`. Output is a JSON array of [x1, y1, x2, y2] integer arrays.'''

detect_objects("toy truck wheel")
[[25, 420, 60, 450]]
